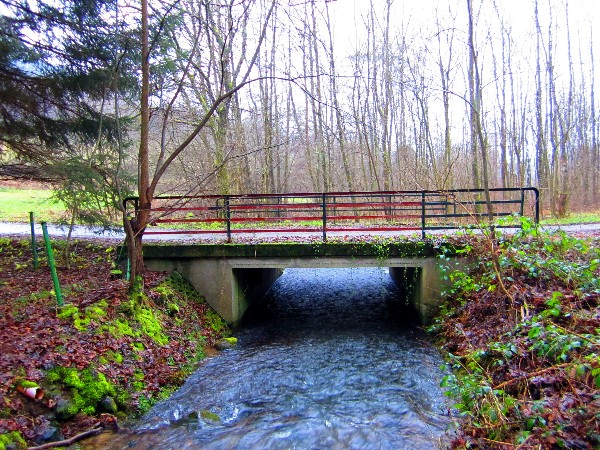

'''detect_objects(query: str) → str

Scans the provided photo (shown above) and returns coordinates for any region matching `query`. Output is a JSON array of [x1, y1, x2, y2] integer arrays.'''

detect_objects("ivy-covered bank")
[[431, 221, 600, 448], [0, 238, 231, 449]]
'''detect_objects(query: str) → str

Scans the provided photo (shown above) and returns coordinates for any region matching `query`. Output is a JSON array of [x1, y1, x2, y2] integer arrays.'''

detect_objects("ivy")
[[432, 219, 600, 447]]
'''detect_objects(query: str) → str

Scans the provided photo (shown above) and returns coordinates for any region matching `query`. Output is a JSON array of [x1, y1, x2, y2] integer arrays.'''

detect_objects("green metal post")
[[41, 222, 64, 306], [29, 212, 39, 269]]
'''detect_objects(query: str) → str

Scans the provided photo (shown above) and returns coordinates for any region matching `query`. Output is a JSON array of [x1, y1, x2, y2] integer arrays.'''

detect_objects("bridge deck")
[[141, 240, 452, 260]]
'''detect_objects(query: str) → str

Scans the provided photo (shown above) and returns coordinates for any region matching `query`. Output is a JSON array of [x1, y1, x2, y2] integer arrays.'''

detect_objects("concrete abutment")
[[143, 258, 283, 325], [145, 257, 449, 326], [389, 258, 447, 324]]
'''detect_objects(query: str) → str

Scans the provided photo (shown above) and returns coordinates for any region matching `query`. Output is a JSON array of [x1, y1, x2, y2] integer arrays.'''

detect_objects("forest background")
[[0, 0, 598, 228]]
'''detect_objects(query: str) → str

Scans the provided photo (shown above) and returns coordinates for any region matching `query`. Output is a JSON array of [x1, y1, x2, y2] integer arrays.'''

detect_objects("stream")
[[84, 268, 452, 449]]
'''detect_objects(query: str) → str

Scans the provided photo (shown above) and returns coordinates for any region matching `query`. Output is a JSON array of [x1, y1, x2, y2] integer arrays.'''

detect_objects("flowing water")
[[85, 268, 452, 449]]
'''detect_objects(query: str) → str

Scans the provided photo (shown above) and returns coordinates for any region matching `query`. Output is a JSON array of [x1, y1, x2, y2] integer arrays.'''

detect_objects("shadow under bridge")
[[142, 241, 461, 326]]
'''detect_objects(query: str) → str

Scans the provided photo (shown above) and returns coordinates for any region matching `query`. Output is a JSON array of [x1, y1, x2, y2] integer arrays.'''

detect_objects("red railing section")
[[123, 187, 539, 242]]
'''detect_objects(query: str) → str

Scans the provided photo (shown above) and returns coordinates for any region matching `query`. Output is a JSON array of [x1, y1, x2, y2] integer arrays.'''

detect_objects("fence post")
[[322, 193, 327, 242], [41, 222, 64, 307], [29, 212, 38, 270], [421, 191, 426, 240], [225, 196, 231, 243], [532, 188, 540, 224]]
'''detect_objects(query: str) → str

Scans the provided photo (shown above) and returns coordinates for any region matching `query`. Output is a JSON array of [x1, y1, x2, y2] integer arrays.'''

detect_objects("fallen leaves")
[[436, 232, 600, 449], [0, 238, 226, 446]]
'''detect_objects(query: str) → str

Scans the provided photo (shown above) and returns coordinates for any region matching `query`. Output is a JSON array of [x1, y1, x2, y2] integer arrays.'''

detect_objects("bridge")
[[131, 188, 539, 325]]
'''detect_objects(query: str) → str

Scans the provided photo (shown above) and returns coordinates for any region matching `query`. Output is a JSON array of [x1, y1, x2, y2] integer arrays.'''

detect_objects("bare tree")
[[466, 0, 493, 218], [126, 0, 275, 285]]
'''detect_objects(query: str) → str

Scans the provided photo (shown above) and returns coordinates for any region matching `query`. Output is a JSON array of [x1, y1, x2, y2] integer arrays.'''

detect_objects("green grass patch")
[[540, 210, 600, 225], [0, 187, 66, 222]]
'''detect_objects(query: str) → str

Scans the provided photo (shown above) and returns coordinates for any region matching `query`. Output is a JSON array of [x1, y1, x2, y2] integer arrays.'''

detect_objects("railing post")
[[421, 191, 426, 240], [225, 195, 231, 243], [29, 212, 38, 270], [532, 188, 540, 224], [322, 193, 327, 242]]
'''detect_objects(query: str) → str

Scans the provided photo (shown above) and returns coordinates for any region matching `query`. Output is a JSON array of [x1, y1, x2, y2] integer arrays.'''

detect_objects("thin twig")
[[493, 363, 571, 390], [480, 436, 517, 447], [27, 426, 103, 450], [552, 323, 599, 346]]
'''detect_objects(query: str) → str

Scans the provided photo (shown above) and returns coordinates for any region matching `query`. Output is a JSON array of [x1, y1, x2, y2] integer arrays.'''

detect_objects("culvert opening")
[[237, 267, 422, 330]]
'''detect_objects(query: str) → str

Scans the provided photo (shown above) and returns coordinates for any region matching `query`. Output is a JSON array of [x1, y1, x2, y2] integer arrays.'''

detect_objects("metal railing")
[[123, 187, 539, 242]]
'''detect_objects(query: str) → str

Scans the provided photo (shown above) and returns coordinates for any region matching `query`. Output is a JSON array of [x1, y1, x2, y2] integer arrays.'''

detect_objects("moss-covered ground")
[[0, 237, 230, 447]]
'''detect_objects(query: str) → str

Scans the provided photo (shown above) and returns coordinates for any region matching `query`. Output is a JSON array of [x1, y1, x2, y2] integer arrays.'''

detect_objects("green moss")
[[154, 283, 178, 305], [166, 303, 179, 316], [135, 307, 168, 345], [57, 300, 108, 331], [200, 410, 220, 422], [203, 308, 228, 334], [57, 304, 79, 319], [45, 367, 117, 416], [156, 272, 205, 305], [17, 380, 39, 389], [85, 299, 108, 320], [73, 315, 91, 331], [104, 318, 137, 338], [82, 405, 96, 415], [132, 342, 145, 351], [0, 431, 27, 450], [116, 299, 135, 316], [108, 351, 124, 364], [112, 294, 168, 345]]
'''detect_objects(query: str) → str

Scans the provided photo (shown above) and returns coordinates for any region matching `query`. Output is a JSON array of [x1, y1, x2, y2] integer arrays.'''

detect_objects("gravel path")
[[1, 221, 599, 243]]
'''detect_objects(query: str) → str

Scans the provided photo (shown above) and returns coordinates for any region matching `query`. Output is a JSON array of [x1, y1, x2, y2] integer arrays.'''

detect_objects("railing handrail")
[[124, 187, 539, 203], [123, 187, 540, 242]]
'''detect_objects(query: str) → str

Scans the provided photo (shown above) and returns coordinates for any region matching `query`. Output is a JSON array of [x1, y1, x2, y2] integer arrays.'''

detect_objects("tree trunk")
[[127, 0, 151, 290]]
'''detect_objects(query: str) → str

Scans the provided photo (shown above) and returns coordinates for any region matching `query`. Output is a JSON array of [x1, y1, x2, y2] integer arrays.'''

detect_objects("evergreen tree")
[[0, 0, 136, 173]]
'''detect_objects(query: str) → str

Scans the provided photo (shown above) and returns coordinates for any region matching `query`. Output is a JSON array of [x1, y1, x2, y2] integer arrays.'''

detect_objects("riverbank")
[[430, 223, 600, 448], [0, 238, 231, 448], [1, 224, 599, 448]]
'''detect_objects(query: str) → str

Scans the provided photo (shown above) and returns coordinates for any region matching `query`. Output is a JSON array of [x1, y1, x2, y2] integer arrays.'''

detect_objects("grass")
[[1, 185, 599, 227], [540, 210, 600, 225], [0, 187, 66, 222]]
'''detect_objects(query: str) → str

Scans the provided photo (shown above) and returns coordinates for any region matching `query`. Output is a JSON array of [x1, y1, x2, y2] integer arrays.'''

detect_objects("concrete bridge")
[[134, 188, 538, 325], [143, 241, 458, 326]]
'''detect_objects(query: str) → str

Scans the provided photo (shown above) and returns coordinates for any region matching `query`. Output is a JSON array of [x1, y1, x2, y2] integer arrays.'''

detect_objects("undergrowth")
[[0, 238, 232, 446], [432, 218, 600, 448]]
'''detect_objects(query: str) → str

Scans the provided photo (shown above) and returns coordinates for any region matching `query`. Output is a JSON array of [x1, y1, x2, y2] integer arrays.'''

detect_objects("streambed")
[[84, 268, 452, 449]]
